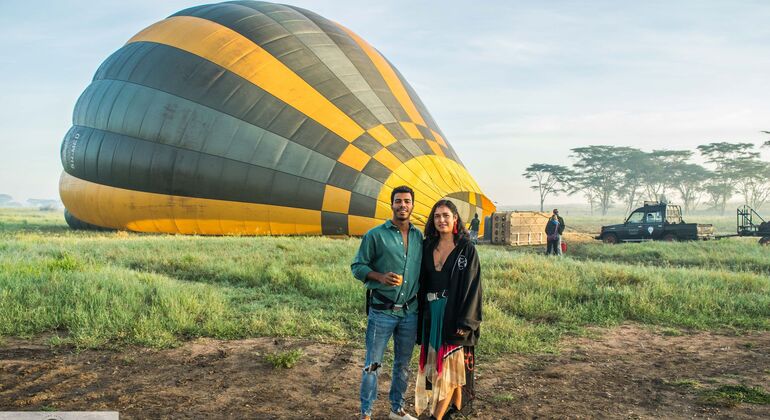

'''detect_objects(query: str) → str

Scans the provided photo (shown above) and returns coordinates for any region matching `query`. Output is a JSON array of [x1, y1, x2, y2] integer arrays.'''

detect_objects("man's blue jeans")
[[360, 309, 418, 416]]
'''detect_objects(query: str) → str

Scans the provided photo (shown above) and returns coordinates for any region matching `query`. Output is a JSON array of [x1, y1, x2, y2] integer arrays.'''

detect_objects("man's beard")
[[394, 208, 412, 221]]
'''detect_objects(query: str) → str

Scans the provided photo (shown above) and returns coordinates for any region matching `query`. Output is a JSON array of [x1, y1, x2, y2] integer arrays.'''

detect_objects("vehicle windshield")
[[627, 211, 644, 224]]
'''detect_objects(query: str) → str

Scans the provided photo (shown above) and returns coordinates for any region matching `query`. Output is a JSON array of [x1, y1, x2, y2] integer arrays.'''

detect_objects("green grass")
[[667, 378, 704, 389], [265, 348, 304, 369], [698, 384, 770, 407], [1, 208, 769, 355], [567, 239, 770, 275], [491, 393, 518, 403]]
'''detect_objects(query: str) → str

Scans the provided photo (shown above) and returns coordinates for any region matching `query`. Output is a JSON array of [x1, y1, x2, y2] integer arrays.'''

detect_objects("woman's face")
[[433, 205, 457, 234]]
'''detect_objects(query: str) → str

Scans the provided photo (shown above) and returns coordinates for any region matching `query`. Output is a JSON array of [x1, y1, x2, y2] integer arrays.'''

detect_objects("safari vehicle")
[[596, 202, 715, 244]]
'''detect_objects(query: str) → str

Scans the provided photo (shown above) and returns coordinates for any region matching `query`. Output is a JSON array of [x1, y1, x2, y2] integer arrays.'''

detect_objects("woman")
[[415, 200, 482, 419], [545, 214, 561, 255]]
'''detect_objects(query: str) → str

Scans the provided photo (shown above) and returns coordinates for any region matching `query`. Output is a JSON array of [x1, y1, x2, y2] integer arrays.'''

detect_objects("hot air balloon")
[[59, 1, 495, 235]]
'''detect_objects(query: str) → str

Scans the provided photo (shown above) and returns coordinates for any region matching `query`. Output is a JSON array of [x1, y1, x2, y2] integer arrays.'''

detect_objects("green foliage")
[[697, 142, 762, 214], [46, 251, 83, 272], [698, 384, 770, 407], [522, 164, 572, 211], [529, 141, 770, 215], [491, 393, 518, 403], [569, 146, 641, 215], [265, 349, 304, 369], [669, 162, 711, 214]]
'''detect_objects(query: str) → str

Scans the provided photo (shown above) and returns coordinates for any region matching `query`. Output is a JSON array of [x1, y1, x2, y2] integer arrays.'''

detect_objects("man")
[[544, 208, 565, 255], [352, 186, 422, 420], [469, 213, 481, 244]]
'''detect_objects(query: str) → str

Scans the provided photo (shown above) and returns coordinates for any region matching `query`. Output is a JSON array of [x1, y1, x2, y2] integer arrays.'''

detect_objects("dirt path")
[[2, 325, 768, 419]]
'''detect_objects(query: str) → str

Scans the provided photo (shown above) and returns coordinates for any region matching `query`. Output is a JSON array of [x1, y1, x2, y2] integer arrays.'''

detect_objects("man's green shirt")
[[351, 220, 423, 317]]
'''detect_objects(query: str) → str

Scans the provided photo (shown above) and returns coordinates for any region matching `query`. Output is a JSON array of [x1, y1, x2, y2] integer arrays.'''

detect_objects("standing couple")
[[352, 186, 483, 420]]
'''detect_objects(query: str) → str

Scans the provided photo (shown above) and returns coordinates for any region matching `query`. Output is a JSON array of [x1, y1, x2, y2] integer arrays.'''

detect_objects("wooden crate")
[[490, 211, 550, 245]]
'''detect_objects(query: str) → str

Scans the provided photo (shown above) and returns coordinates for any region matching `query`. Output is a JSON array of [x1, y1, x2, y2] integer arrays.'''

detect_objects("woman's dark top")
[[425, 246, 456, 293]]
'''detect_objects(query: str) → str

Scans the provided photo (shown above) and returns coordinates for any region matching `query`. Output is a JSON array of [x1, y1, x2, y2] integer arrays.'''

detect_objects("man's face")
[[391, 192, 414, 222]]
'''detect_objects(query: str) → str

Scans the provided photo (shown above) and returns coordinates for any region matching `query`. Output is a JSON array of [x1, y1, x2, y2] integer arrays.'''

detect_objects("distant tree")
[[763, 140, 770, 148], [569, 146, 638, 215], [697, 142, 757, 214], [522, 164, 572, 212], [642, 150, 692, 202], [732, 158, 770, 210], [589, 191, 605, 215], [27, 199, 61, 211], [613, 149, 649, 214], [669, 162, 710, 214], [702, 182, 723, 213], [0, 194, 12, 205]]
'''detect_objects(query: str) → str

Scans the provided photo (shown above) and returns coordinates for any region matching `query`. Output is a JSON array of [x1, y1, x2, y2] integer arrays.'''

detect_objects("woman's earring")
[[452, 221, 458, 234]]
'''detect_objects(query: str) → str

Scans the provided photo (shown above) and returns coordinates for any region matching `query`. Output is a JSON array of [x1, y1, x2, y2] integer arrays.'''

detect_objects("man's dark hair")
[[391, 185, 414, 204]]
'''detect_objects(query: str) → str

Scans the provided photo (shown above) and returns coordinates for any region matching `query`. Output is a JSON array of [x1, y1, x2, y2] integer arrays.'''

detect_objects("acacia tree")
[[732, 157, 770, 209], [522, 164, 572, 212], [669, 162, 709, 214], [642, 150, 691, 202], [697, 142, 757, 214], [569, 146, 638, 215], [614, 149, 649, 213]]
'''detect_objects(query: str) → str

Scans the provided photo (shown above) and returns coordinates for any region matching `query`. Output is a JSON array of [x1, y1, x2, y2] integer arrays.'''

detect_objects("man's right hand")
[[372, 272, 402, 286]]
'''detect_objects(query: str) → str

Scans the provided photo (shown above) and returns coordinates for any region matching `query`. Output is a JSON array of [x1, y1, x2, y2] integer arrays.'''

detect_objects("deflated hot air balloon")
[[59, 1, 496, 235]]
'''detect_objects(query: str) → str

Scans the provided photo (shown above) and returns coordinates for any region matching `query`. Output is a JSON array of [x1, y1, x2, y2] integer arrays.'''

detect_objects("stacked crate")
[[490, 211, 550, 245]]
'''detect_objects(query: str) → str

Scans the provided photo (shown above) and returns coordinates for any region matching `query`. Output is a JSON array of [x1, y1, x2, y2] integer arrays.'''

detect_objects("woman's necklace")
[[433, 240, 454, 271]]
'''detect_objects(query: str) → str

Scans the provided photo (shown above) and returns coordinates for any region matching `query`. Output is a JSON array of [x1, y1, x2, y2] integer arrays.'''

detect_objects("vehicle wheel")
[[602, 233, 618, 244], [760, 236, 770, 246], [662, 233, 677, 242]]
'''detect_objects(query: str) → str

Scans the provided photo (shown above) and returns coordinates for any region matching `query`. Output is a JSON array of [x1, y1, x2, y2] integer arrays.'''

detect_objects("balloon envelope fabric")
[[59, 1, 496, 236]]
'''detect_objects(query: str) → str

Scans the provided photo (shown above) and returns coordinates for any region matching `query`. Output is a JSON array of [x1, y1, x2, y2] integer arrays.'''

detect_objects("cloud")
[[462, 35, 554, 66]]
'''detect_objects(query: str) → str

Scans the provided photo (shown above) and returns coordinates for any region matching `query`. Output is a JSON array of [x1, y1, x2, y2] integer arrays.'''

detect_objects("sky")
[[1, 0, 769, 207]]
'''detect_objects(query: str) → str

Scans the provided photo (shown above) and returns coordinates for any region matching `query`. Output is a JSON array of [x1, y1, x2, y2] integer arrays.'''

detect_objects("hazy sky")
[[1, 0, 769, 206]]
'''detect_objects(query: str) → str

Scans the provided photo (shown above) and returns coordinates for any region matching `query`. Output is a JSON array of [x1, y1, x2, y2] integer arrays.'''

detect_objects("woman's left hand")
[[455, 328, 469, 336]]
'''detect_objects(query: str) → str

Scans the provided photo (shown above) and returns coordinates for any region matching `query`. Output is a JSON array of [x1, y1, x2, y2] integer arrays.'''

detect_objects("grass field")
[[1, 208, 768, 356]]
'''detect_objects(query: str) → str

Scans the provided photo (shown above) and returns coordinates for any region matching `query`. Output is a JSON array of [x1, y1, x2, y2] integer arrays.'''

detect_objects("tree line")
[[0, 194, 60, 210], [524, 141, 770, 215]]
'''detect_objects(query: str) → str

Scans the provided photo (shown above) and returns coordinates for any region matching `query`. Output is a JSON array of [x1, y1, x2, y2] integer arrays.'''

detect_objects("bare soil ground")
[[2, 325, 768, 419]]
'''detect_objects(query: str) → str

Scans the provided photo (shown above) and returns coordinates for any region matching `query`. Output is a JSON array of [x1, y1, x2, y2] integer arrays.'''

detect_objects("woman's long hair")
[[424, 199, 468, 248]]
